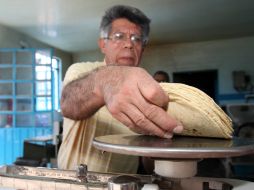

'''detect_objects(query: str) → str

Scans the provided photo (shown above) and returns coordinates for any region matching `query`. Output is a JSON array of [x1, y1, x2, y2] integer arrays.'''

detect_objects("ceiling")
[[0, 0, 254, 53]]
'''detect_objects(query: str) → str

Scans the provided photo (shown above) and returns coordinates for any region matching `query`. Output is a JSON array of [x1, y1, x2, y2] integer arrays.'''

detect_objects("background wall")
[[73, 35, 254, 104], [0, 24, 73, 78], [73, 49, 103, 64]]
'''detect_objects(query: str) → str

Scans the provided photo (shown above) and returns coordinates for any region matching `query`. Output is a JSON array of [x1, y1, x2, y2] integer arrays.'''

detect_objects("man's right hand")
[[96, 66, 182, 138]]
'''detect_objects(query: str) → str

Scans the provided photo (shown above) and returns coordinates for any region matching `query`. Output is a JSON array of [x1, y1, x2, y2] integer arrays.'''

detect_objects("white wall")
[[0, 24, 73, 78], [73, 35, 254, 104], [73, 49, 103, 63]]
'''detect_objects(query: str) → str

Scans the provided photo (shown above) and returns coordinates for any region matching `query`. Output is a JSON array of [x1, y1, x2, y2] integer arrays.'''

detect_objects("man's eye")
[[114, 33, 124, 40], [131, 35, 141, 42]]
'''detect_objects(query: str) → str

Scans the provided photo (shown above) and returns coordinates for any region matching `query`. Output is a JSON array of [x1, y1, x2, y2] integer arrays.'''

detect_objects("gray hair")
[[100, 5, 151, 46]]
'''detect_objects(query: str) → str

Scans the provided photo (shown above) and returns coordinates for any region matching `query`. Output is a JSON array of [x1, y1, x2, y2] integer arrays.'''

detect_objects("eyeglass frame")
[[103, 32, 148, 46]]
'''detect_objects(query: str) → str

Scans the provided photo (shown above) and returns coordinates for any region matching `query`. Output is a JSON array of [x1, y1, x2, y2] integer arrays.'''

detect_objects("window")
[[52, 57, 62, 111], [35, 52, 62, 111]]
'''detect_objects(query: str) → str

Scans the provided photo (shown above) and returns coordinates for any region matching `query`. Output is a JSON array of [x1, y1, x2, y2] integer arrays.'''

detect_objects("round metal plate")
[[93, 134, 254, 159]]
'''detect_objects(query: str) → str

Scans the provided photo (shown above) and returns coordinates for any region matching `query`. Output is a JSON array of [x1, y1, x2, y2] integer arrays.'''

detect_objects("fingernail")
[[163, 132, 173, 139], [173, 124, 184, 134]]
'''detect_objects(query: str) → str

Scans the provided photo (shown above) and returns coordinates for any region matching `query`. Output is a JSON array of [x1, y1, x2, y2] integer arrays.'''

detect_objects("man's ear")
[[98, 38, 106, 54]]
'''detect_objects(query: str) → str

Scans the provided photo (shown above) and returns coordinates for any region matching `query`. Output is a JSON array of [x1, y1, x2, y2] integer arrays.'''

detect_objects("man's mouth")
[[117, 56, 135, 65]]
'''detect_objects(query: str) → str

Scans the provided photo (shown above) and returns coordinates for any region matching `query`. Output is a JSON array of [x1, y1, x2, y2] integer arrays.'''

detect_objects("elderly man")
[[58, 5, 182, 173]]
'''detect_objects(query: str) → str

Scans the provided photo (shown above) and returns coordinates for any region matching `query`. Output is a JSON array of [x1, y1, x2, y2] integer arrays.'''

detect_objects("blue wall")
[[0, 127, 52, 165]]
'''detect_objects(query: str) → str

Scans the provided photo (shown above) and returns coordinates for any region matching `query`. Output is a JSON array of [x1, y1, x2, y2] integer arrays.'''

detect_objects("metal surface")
[[1, 165, 254, 190], [108, 175, 141, 190], [93, 134, 254, 159], [0, 165, 151, 185], [0, 165, 151, 190]]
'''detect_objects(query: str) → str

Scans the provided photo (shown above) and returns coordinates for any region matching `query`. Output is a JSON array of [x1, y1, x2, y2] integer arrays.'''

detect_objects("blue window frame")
[[0, 48, 62, 128]]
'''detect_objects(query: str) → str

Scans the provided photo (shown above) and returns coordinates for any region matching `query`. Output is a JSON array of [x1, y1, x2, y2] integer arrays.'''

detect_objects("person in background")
[[58, 5, 183, 173], [153, 70, 170, 83]]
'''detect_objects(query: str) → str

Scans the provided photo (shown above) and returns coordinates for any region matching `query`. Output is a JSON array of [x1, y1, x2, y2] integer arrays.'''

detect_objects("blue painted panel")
[[0, 127, 52, 165], [0, 129, 5, 164], [13, 128, 22, 160], [5, 128, 13, 164]]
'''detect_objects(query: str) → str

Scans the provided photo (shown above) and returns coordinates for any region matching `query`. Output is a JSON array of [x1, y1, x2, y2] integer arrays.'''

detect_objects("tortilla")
[[160, 83, 233, 139]]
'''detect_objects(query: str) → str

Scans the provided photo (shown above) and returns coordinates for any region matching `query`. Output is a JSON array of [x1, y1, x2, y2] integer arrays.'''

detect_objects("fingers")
[[124, 103, 174, 138], [137, 100, 177, 131], [134, 91, 180, 131], [126, 106, 169, 137], [112, 111, 150, 135], [137, 76, 169, 108]]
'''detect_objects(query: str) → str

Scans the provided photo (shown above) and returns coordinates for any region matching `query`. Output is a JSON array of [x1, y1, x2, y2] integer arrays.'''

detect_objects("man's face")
[[99, 18, 144, 67]]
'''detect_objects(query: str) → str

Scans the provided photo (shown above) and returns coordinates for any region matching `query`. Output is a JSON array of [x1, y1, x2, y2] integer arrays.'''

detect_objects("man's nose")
[[123, 37, 134, 49]]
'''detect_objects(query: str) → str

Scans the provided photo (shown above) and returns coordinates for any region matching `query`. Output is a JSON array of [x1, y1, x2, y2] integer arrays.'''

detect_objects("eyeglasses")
[[104, 32, 144, 45]]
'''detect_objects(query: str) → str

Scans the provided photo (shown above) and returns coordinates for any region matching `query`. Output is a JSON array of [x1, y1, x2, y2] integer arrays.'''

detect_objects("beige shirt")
[[57, 61, 139, 173]]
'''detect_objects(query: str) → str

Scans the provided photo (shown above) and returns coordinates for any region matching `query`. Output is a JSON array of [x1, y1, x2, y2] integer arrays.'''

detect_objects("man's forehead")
[[111, 18, 141, 33]]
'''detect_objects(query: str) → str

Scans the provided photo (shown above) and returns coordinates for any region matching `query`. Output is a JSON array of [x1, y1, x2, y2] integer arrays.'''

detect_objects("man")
[[153, 70, 170, 83], [58, 5, 182, 173]]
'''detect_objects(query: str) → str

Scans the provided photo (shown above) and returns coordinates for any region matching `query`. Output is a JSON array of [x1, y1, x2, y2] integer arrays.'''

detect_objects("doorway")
[[173, 70, 218, 102]]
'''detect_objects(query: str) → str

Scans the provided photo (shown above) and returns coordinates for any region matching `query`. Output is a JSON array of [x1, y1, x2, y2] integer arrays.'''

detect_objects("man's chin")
[[120, 63, 136, 66], [117, 59, 138, 66]]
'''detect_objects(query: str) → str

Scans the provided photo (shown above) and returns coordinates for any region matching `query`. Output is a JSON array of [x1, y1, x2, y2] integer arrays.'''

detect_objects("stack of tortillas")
[[160, 83, 233, 139]]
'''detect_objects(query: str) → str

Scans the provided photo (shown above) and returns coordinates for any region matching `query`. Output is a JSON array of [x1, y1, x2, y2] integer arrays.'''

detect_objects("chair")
[[14, 138, 55, 167]]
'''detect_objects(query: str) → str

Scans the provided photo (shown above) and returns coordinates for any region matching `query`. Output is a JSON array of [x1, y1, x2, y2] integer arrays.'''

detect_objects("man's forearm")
[[61, 68, 104, 120]]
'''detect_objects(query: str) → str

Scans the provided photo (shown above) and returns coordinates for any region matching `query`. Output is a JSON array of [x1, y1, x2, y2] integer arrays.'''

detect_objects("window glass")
[[0, 68, 12, 80], [35, 53, 61, 111]]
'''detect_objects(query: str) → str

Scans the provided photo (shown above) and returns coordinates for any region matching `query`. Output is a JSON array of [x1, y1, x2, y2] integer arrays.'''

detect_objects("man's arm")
[[61, 67, 104, 120], [61, 65, 182, 138]]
